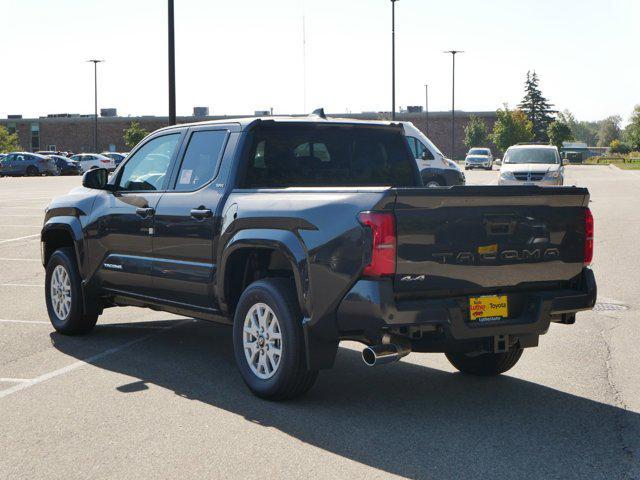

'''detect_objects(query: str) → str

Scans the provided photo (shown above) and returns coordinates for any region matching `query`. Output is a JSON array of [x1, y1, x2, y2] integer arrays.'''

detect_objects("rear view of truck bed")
[[392, 185, 590, 296]]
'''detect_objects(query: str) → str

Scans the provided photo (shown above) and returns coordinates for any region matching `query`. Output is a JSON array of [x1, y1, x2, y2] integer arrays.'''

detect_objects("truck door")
[[151, 126, 231, 310], [91, 133, 184, 297]]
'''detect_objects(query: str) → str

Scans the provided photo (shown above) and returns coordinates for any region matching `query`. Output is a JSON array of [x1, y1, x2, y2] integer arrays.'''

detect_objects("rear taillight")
[[100, 159, 110, 164], [37, 159, 45, 164], [358, 212, 396, 277], [584, 208, 594, 266]]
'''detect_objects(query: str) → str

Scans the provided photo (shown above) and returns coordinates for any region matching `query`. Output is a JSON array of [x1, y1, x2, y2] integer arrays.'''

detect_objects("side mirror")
[[495, 158, 502, 165], [82, 168, 111, 190]]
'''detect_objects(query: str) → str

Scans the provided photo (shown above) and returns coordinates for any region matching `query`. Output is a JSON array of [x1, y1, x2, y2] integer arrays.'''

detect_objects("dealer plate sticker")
[[469, 295, 508, 322]]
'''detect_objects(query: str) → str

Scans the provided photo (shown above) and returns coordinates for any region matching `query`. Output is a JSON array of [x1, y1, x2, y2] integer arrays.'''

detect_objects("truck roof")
[[155, 115, 402, 134]]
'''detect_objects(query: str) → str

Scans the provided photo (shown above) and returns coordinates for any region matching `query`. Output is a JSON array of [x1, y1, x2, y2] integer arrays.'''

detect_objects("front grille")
[[513, 172, 546, 181]]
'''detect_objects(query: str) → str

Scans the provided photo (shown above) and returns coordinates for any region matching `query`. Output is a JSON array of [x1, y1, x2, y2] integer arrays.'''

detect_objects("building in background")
[[0, 110, 498, 158]]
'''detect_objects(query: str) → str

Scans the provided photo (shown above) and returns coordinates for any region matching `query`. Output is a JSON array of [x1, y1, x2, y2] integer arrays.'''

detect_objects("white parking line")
[[0, 234, 40, 244], [0, 225, 41, 228], [0, 378, 31, 383], [0, 207, 45, 210], [0, 319, 193, 399], [0, 258, 40, 262], [0, 319, 48, 325], [0, 284, 41, 287]]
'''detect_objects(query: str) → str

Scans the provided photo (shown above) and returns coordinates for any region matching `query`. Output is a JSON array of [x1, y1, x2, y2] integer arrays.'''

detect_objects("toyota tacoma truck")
[[41, 115, 596, 400]]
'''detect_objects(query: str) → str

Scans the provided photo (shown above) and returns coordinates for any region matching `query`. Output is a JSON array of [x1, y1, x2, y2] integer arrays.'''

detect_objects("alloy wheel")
[[243, 302, 283, 379]]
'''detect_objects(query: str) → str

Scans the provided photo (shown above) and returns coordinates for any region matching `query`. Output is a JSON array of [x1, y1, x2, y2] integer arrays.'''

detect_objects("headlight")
[[544, 171, 560, 179], [500, 171, 516, 180], [444, 159, 457, 168]]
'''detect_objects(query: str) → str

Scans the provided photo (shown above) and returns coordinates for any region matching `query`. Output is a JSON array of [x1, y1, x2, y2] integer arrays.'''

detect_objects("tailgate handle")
[[484, 215, 517, 236]]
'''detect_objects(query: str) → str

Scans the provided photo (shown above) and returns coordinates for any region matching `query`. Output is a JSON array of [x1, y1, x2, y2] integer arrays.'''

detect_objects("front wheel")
[[233, 278, 318, 400], [445, 346, 523, 376], [45, 248, 98, 335], [423, 177, 444, 188]]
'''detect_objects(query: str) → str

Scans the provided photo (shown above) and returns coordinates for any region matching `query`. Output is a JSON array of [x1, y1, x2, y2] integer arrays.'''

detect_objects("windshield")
[[468, 148, 489, 155], [504, 148, 558, 164]]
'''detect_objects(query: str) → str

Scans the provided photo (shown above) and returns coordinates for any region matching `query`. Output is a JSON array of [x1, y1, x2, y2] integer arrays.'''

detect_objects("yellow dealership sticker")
[[477, 244, 498, 255], [469, 295, 508, 321]]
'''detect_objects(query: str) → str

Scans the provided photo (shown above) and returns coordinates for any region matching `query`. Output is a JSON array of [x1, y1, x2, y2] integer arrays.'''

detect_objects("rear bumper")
[[335, 268, 596, 343]]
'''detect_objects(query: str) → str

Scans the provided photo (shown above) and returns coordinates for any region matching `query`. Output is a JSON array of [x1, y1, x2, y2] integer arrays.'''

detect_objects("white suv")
[[69, 153, 116, 172], [464, 147, 493, 170], [498, 144, 564, 186]]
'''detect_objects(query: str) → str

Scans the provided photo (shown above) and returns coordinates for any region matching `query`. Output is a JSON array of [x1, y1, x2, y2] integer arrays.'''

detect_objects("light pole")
[[391, 0, 399, 120], [168, 0, 176, 125], [424, 83, 429, 135], [86, 59, 104, 152], [444, 50, 463, 159]]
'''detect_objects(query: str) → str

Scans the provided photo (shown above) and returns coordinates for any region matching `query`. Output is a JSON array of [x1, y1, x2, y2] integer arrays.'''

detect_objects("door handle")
[[136, 207, 155, 218], [190, 208, 213, 220]]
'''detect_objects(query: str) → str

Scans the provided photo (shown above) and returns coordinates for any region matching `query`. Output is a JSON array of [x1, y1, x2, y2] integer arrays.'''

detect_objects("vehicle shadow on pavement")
[[51, 319, 639, 480]]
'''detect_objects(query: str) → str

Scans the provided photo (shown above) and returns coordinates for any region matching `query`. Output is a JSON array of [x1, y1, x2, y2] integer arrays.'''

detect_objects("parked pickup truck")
[[41, 115, 597, 400]]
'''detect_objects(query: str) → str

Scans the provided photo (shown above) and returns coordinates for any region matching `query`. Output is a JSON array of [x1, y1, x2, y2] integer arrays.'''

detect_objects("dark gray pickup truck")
[[41, 116, 596, 399]]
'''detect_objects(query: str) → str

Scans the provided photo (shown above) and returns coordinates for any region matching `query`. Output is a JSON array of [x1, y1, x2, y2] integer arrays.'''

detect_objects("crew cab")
[[41, 115, 596, 400]]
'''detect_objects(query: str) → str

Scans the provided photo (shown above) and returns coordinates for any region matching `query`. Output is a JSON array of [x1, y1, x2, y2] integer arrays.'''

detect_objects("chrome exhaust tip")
[[362, 340, 411, 367]]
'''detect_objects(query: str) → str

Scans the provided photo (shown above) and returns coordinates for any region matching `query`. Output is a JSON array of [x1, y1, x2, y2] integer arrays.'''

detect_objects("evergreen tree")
[[518, 71, 556, 142]]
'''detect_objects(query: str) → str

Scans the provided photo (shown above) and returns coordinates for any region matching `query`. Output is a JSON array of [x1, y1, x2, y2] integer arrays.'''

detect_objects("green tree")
[[490, 106, 534, 153], [547, 120, 573, 150], [518, 71, 556, 142], [596, 115, 621, 147], [609, 139, 631, 154], [623, 105, 640, 151], [464, 115, 488, 148], [123, 121, 149, 149], [0, 126, 21, 153]]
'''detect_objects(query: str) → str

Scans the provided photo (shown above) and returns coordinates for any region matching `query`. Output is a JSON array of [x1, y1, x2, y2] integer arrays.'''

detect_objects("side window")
[[414, 139, 433, 160], [294, 142, 331, 162], [117, 134, 181, 191], [174, 130, 227, 191], [407, 137, 418, 158]]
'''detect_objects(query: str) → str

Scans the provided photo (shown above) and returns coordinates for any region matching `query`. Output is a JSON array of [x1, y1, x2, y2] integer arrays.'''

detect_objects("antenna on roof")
[[310, 108, 326, 119]]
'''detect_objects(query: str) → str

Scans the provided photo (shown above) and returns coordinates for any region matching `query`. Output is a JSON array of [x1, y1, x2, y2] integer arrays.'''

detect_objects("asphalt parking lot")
[[1, 166, 639, 480]]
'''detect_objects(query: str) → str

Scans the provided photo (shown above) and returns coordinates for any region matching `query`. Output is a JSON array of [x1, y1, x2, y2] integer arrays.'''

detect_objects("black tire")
[[233, 278, 318, 400], [26, 166, 38, 176], [445, 346, 523, 376], [45, 247, 98, 335], [423, 177, 444, 188]]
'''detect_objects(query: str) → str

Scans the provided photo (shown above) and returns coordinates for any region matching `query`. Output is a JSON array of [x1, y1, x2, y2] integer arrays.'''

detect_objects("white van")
[[402, 122, 465, 187]]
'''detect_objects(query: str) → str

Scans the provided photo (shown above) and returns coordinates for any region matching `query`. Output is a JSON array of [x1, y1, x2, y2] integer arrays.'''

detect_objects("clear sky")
[[2, 0, 638, 122]]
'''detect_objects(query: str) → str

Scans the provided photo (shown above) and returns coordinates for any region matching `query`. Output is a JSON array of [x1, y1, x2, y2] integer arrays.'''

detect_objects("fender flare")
[[217, 228, 310, 317], [41, 216, 85, 270]]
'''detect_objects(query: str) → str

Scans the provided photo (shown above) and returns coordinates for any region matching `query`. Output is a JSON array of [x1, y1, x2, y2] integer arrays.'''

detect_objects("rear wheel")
[[233, 278, 318, 400], [26, 166, 38, 176], [45, 248, 98, 335], [445, 346, 523, 376]]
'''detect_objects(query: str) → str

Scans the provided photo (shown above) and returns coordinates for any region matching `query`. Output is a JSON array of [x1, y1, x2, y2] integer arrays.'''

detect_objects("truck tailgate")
[[392, 186, 590, 295]]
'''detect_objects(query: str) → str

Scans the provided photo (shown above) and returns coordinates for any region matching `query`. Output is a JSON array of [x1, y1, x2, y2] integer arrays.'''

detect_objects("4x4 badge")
[[400, 274, 426, 282]]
